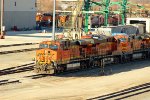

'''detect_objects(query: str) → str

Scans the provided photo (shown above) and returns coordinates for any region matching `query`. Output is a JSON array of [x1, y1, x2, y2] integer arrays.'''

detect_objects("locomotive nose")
[[39, 53, 45, 62], [36, 49, 46, 64]]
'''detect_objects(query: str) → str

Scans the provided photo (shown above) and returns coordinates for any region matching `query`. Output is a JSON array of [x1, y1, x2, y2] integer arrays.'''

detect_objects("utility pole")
[[52, 0, 56, 40], [0, 0, 4, 39]]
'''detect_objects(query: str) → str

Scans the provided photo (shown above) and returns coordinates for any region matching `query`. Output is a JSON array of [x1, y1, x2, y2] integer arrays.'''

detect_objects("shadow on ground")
[[56, 59, 150, 78]]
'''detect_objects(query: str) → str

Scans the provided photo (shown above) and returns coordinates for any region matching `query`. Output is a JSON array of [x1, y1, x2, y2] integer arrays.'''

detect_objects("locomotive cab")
[[35, 40, 80, 74], [113, 34, 133, 55]]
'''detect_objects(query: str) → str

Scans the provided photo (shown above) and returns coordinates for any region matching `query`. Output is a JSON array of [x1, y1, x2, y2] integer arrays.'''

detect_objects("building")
[[0, 0, 36, 30], [126, 18, 150, 33]]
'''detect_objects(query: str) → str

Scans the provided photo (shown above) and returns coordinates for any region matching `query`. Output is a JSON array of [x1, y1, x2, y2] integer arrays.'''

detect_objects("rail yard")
[[0, 0, 150, 100], [0, 30, 149, 100]]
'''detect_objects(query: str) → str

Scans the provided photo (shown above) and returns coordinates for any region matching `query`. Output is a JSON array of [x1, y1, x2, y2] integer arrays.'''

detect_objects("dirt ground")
[[0, 57, 150, 100], [0, 30, 60, 45], [0, 51, 35, 69]]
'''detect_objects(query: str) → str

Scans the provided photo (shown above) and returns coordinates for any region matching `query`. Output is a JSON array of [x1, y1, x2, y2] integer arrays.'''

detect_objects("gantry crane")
[[83, 0, 111, 33], [83, 0, 145, 33]]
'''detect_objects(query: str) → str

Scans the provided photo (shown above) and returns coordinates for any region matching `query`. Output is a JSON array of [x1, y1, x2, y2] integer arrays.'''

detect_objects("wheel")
[[80, 62, 84, 69], [143, 53, 147, 59], [100, 59, 105, 67], [80, 61, 87, 69], [114, 57, 119, 64], [45, 65, 55, 74], [34, 67, 40, 73]]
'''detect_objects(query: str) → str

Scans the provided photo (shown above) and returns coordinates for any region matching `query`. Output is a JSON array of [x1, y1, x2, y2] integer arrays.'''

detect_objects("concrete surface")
[[0, 30, 52, 45]]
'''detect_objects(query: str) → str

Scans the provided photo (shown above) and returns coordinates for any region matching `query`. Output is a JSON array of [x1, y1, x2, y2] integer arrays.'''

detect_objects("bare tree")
[[36, 0, 150, 13], [37, 0, 62, 13]]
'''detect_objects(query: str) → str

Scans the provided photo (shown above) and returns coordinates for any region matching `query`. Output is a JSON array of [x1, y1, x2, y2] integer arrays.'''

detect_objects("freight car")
[[34, 33, 150, 74]]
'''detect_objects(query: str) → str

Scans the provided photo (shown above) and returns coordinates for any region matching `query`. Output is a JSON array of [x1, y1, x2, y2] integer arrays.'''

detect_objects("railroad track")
[[0, 74, 49, 86], [0, 63, 35, 76], [0, 43, 38, 48], [0, 48, 38, 55], [25, 74, 50, 79], [0, 74, 50, 86], [0, 79, 21, 86], [88, 82, 150, 100]]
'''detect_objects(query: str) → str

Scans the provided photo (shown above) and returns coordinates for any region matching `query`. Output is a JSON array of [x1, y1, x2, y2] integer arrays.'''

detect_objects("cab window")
[[39, 44, 48, 48], [49, 44, 58, 50], [119, 38, 126, 42]]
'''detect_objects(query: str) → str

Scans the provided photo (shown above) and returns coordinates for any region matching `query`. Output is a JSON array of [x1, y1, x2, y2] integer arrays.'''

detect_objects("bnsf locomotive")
[[34, 33, 150, 74]]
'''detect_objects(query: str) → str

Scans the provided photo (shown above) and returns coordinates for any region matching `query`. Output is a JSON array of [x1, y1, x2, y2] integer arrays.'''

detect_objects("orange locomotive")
[[36, 13, 69, 27], [36, 13, 53, 22], [35, 34, 150, 74]]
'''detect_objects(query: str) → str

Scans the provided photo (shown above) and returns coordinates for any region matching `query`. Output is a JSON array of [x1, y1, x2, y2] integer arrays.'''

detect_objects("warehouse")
[[0, 0, 36, 30]]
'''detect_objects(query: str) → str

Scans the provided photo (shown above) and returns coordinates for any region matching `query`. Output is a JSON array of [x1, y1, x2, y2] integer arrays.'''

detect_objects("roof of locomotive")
[[81, 34, 111, 40], [39, 41, 52, 45], [113, 34, 129, 40], [39, 34, 116, 47], [138, 34, 150, 39], [77, 34, 114, 46]]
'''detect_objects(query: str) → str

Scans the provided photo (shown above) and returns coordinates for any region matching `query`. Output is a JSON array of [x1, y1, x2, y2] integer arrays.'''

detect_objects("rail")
[[0, 43, 38, 48], [0, 63, 35, 76], [88, 82, 150, 100], [0, 79, 21, 86], [0, 48, 38, 55]]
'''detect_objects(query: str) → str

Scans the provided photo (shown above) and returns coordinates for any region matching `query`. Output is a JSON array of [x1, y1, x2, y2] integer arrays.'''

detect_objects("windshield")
[[119, 38, 126, 42], [49, 44, 58, 50], [39, 44, 49, 48], [39, 43, 58, 50]]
